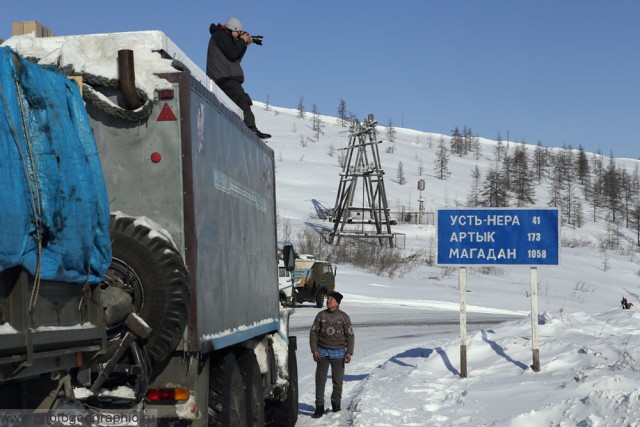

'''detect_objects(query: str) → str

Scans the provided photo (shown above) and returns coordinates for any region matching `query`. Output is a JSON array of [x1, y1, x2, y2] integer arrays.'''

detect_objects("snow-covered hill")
[[5, 30, 640, 424], [254, 102, 640, 426], [255, 101, 640, 315]]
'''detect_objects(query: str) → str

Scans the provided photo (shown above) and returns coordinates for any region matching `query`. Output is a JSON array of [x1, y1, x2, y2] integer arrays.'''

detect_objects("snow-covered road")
[[289, 300, 520, 426]]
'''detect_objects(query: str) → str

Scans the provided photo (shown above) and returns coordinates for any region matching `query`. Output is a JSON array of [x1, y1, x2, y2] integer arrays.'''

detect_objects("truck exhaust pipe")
[[117, 49, 144, 110]]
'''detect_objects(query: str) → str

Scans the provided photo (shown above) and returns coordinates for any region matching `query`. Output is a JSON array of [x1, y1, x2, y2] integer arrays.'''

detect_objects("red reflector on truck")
[[150, 152, 162, 163], [146, 387, 190, 402], [157, 103, 177, 121], [157, 89, 174, 100], [146, 389, 159, 401]]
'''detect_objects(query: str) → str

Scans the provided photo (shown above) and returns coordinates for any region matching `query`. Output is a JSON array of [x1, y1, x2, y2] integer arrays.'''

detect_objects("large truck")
[[1, 27, 298, 426]]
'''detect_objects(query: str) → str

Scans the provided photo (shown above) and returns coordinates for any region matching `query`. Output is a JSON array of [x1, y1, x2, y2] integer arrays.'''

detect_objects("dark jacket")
[[310, 309, 355, 354], [206, 23, 247, 84]]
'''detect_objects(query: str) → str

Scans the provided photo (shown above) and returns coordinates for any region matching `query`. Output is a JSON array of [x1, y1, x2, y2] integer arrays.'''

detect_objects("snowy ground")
[[4, 31, 640, 426], [289, 265, 640, 427], [252, 103, 640, 426]]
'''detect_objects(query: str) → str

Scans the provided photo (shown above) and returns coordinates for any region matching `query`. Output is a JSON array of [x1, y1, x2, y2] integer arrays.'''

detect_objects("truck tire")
[[108, 215, 190, 379], [236, 350, 264, 426], [315, 287, 326, 308], [209, 352, 247, 427], [265, 340, 298, 426]]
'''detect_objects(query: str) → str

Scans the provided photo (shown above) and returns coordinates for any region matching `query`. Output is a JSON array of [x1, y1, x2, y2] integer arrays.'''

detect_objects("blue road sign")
[[437, 208, 560, 265]]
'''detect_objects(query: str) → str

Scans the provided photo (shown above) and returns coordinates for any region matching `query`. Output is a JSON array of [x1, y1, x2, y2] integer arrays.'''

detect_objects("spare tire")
[[107, 214, 190, 378]]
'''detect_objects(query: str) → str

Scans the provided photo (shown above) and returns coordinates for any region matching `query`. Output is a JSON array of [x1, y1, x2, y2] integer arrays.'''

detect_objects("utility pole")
[[418, 178, 425, 224]]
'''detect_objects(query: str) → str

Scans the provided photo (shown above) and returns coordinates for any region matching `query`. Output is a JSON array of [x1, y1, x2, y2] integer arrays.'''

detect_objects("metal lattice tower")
[[329, 114, 394, 247]]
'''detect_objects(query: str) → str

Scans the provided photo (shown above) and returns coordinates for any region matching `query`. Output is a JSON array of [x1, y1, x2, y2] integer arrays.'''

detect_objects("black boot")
[[312, 405, 324, 418], [254, 130, 271, 139], [332, 402, 341, 412]]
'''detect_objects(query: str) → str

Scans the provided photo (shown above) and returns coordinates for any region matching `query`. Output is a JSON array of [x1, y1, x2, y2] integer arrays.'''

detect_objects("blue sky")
[[2, 1, 638, 159]]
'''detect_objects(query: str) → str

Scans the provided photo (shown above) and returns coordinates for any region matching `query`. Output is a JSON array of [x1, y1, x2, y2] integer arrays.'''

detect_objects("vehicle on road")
[[1, 23, 298, 426], [293, 259, 337, 308], [279, 259, 295, 307]]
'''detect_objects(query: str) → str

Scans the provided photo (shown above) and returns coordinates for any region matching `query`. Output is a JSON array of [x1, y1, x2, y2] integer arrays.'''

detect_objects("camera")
[[251, 36, 263, 46]]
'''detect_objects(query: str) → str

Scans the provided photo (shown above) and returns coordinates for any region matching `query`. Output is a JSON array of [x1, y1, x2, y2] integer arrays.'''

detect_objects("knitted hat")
[[225, 17, 243, 32], [328, 291, 343, 304]]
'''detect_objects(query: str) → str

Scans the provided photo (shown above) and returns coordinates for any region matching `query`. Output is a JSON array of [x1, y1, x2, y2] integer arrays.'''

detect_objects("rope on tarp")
[[21, 55, 189, 123], [57, 65, 154, 122], [0, 54, 45, 312], [170, 59, 190, 73]]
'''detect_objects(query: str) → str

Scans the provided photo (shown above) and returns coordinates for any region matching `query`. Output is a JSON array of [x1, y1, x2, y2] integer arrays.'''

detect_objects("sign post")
[[459, 267, 467, 378], [437, 208, 559, 376], [530, 266, 540, 371]]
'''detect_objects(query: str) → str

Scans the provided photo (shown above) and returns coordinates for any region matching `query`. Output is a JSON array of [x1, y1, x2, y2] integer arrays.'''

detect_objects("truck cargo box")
[[3, 30, 297, 424], [4, 31, 281, 352]]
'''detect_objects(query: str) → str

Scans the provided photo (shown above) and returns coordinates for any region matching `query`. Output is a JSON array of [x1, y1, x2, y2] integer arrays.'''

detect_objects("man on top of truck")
[[206, 17, 271, 140]]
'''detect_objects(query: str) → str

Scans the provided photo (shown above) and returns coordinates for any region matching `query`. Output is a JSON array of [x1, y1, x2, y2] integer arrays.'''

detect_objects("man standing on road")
[[309, 291, 355, 418]]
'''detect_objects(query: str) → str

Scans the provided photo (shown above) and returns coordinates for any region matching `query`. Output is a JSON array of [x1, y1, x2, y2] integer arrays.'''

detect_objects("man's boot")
[[250, 127, 271, 139], [255, 130, 271, 139], [332, 401, 341, 412], [312, 405, 324, 418]]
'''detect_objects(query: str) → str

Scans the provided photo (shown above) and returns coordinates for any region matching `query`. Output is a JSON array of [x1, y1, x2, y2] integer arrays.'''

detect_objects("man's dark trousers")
[[216, 79, 257, 131], [315, 357, 345, 408]]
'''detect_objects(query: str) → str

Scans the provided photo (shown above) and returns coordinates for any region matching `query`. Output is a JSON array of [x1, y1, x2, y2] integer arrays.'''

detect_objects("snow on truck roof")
[[2, 30, 242, 116]]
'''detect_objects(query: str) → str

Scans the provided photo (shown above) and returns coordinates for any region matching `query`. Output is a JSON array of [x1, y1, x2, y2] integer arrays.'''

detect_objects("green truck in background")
[[293, 259, 337, 308]]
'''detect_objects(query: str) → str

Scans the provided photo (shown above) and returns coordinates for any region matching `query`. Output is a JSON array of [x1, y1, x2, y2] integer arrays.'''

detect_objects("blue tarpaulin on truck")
[[0, 47, 111, 284]]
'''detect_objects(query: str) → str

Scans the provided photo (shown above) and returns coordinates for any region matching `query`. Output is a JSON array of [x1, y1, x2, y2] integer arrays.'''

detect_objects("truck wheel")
[[315, 288, 326, 308], [209, 352, 247, 427], [265, 341, 298, 426], [236, 350, 264, 426], [108, 215, 190, 379]]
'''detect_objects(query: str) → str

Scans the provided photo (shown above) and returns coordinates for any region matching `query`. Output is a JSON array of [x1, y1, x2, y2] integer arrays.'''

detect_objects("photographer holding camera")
[[206, 17, 270, 139]]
